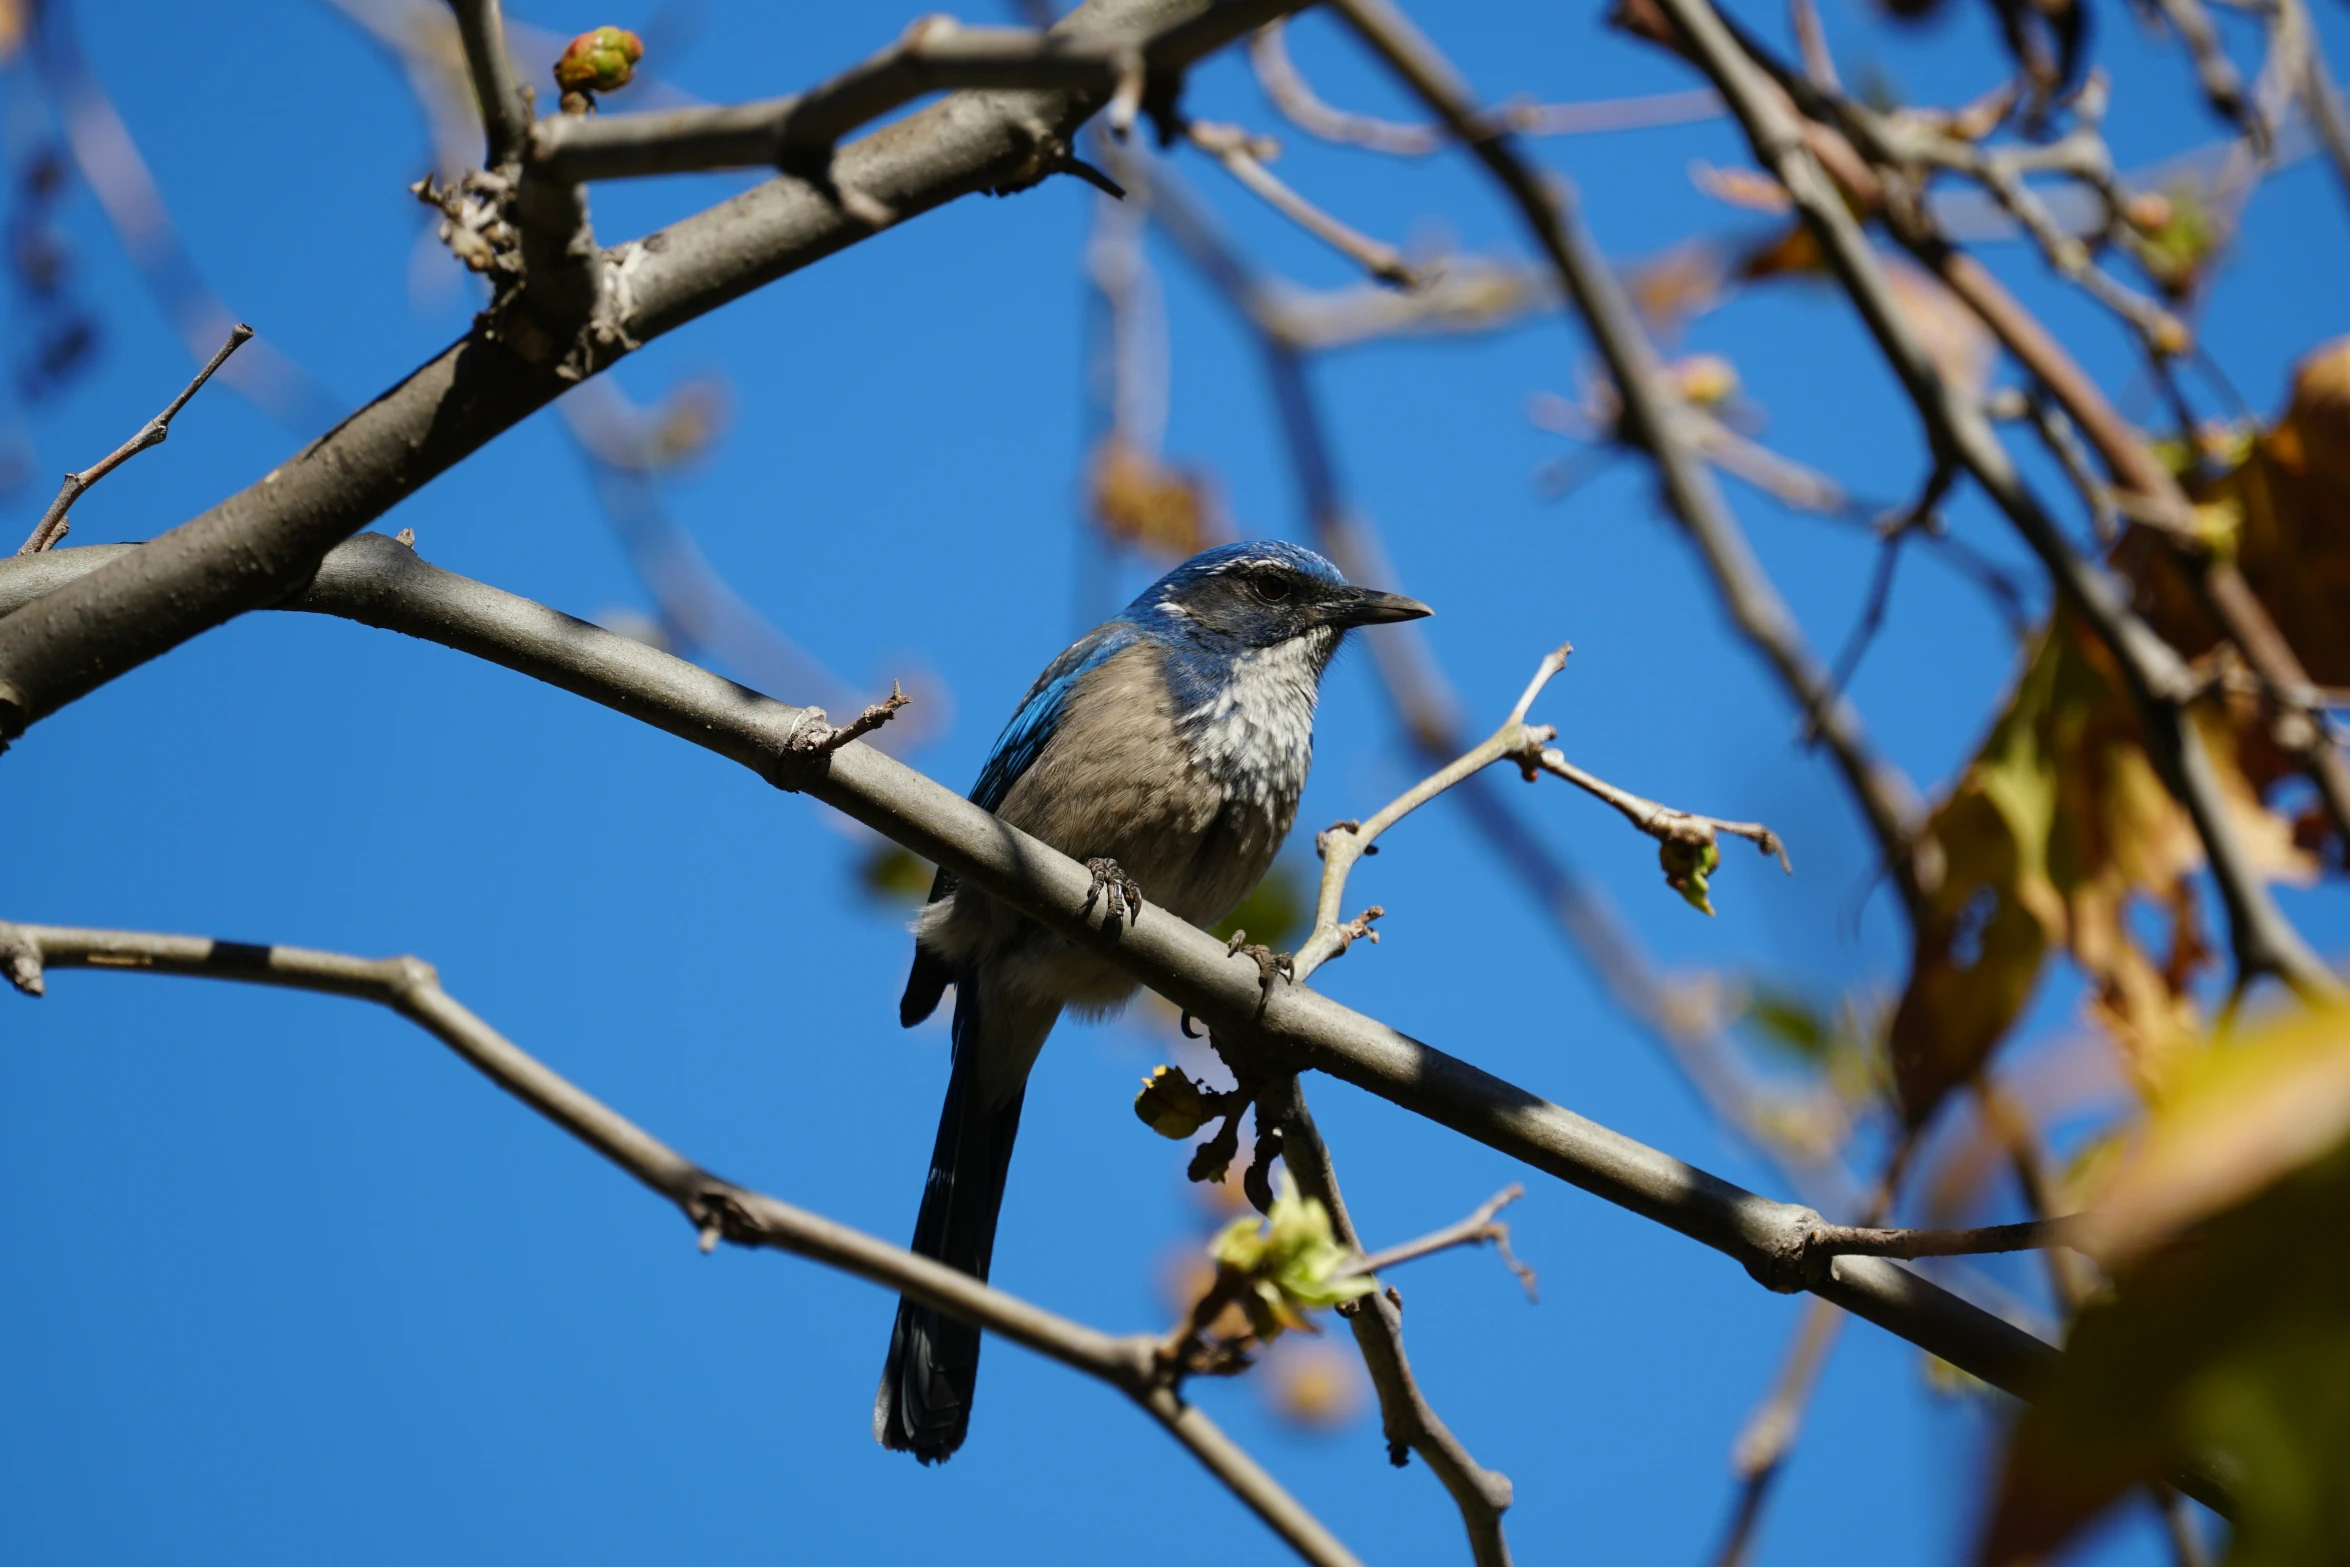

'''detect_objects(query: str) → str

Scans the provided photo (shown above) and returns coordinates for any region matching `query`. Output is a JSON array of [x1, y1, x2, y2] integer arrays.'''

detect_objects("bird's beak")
[[1323, 587, 1434, 628]]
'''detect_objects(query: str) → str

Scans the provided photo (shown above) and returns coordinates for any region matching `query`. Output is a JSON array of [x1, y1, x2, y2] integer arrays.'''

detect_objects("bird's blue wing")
[[969, 620, 1138, 813]]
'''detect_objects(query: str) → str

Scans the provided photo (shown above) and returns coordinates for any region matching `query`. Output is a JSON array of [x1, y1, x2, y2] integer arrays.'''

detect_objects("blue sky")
[[3, 1, 2346, 1563]]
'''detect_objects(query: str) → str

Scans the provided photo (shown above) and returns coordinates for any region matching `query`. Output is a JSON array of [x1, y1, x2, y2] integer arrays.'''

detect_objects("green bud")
[[553, 26, 644, 94], [1661, 836, 1721, 916]]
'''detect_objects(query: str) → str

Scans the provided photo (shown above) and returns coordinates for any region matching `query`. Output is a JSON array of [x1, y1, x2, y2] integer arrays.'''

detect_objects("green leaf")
[[1207, 1172, 1374, 1342], [1660, 837, 1720, 915]]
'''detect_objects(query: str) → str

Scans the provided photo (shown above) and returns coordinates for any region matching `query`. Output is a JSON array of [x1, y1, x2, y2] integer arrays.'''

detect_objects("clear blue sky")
[[3, 1, 2345, 1563]]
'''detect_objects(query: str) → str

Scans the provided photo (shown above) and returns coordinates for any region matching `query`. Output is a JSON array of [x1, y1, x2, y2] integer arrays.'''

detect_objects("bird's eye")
[[1251, 574, 1294, 604]]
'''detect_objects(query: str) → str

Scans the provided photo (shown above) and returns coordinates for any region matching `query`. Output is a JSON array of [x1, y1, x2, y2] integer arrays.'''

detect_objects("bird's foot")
[[1083, 857, 1145, 932], [1223, 929, 1294, 1005]]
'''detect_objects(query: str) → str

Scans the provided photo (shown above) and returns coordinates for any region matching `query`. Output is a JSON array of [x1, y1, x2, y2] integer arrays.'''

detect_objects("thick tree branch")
[[0, 916, 1362, 1567], [0, 0, 1296, 750], [1267, 1076, 1516, 1567], [1324, 0, 1931, 926], [1646, 0, 2339, 1001], [528, 9, 1307, 185], [15, 323, 251, 556], [0, 537, 2097, 1422]]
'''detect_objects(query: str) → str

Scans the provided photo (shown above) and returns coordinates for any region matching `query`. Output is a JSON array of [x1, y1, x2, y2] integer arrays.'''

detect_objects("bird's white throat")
[[1177, 627, 1332, 812]]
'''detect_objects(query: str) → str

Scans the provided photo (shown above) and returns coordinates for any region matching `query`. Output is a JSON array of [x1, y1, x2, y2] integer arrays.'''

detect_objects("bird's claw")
[[1083, 857, 1145, 932], [1223, 930, 1294, 1005]]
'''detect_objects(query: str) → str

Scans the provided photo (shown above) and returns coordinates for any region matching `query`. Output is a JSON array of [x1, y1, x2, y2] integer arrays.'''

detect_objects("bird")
[[875, 539, 1431, 1463]]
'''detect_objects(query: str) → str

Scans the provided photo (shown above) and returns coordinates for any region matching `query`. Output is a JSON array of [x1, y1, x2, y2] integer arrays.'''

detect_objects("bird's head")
[[1131, 541, 1431, 654]]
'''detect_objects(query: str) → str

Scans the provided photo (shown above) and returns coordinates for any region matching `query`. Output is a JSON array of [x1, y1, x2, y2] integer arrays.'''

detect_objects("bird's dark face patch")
[[1165, 554, 1336, 647], [1138, 543, 1432, 652]]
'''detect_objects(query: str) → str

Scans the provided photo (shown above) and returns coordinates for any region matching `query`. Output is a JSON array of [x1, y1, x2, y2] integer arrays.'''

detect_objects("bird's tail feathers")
[[874, 976, 1045, 1463]]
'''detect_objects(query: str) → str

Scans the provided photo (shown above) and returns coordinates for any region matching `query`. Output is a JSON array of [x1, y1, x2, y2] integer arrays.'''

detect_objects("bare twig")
[[2295, 0, 2350, 212], [1290, 646, 1569, 982], [1535, 750, 1791, 875], [15, 324, 251, 556], [2148, 0, 2258, 142], [1247, 19, 1720, 155], [0, 916, 1362, 1567], [26, 6, 340, 430], [1802, 1215, 2086, 1261], [1182, 119, 1424, 286], [451, 0, 531, 170], [1268, 1077, 1516, 1567], [0, 536, 2106, 1428], [1708, 1296, 1846, 1567], [1349, 1185, 1538, 1298], [1790, 0, 1839, 91]]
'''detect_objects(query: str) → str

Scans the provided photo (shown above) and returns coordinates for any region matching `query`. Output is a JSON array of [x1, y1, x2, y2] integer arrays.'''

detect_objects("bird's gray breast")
[[916, 634, 1322, 1015]]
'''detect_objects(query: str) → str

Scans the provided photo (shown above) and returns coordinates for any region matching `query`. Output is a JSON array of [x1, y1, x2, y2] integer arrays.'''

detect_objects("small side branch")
[[1803, 1214, 2085, 1262], [778, 681, 912, 775], [1182, 120, 1425, 287], [1248, 20, 1720, 155], [1291, 645, 1569, 982], [452, 0, 531, 170], [16, 324, 251, 557], [1269, 1077, 1516, 1567], [1535, 751, 1790, 875], [1708, 1296, 1847, 1567], [1349, 1184, 1538, 1298], [0, 917, 1362, 1567], [1296, 643, 1789, 970]]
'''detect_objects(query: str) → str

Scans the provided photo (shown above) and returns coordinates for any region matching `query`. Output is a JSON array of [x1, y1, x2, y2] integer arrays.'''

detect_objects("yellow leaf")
[[1978, 1009, 2350, 1566], [1891, 607, 2306, 1122], [2119, 335, 2350, 866]]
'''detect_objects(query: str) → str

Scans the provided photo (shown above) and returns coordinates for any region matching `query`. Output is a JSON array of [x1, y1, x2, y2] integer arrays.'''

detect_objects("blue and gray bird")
[[876, 540, 1430, 1462]]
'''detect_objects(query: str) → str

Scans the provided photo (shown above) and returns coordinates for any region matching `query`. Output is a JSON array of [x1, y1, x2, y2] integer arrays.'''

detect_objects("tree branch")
[[0, 915, 1363, 1567], [1181, 119, 1425, 287], [1267, 1076, 1516, 1567], [1707, 1295, 1845, 1567], [1247, 19, 1721, 155], [527, 9, 1309, 186], [451, 0, 531, 171], [1348, 1185, 1537, 1295], [1324, 0, 1931, 926], [1645, 0, 2339, 1001], [15, 323, 251, 556], [1801, 1215, 2086, 1261], [0, 0, 1298, 751], [0, 536, 2100, 1426], [1293, 642, 1789, 975]]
